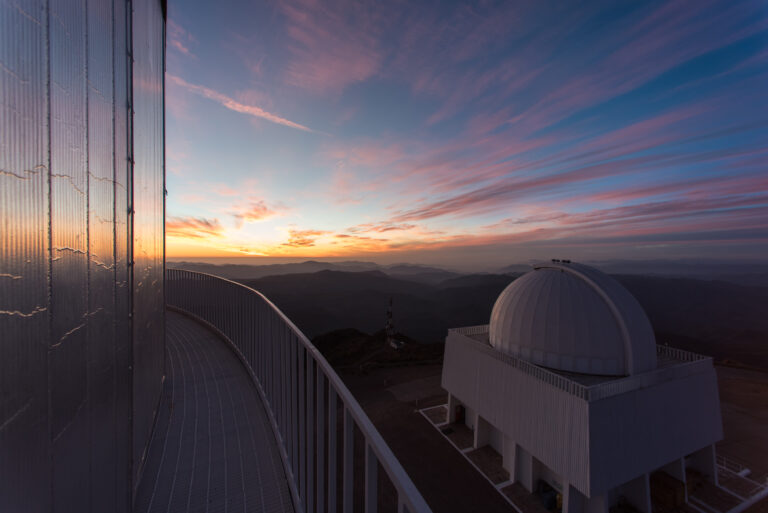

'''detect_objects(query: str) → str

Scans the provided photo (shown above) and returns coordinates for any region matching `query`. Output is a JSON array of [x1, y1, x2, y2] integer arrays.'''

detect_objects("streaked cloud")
[[168, 20, 196, 58], [164, 0, 768, 263], [167, 74, 314, 132], [166, 216, 223, 239], [282, 229, 330, 248], [280, 0, 383, 93], [231, 200, 280, 225]]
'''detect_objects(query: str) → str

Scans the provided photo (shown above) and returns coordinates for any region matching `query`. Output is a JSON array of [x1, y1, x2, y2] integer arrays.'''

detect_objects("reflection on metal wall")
[[132, 0, 167, 488], [0, 1, 165, 511]]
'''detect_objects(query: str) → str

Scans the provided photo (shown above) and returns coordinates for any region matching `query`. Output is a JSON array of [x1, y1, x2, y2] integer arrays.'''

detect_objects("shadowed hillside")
[[240, 270, 515, 342], [234, 269, 768, 370], [616, 275, 768, 369]]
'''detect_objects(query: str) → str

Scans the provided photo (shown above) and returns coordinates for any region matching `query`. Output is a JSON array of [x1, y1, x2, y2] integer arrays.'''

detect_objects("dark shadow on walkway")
[[134, 310, 294, 513]]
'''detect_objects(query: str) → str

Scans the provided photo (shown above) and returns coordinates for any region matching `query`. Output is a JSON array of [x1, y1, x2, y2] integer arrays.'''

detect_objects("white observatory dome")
[[489, 261, 657, 376]]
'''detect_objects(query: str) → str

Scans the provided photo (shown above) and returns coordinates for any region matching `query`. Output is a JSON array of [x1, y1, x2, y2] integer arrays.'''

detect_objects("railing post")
[[299, 345, 306, 503], [282, 323, 289, 444], [343, 407, 354, 513], [291, 334, 299, 483], [328, 388, 337, 513], [317, 371, 326, 513], [365, 443, 378, 513], [307, 358, 315, 513]]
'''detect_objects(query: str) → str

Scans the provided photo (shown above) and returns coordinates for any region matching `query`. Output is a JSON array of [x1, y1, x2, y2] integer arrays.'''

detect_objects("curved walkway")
[[134, 310, 294, 513]]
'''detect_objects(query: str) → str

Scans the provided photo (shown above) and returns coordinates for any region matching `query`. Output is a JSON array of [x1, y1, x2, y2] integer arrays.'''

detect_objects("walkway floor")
[[134, 311, 295, 513]]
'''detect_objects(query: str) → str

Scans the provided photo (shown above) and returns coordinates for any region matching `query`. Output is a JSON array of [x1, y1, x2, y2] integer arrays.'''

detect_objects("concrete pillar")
[[502, 437, 517, 481], [473, 414, 491, 448], [447, 393, 458, 423], [661, 458, 688, 501], [563, 484, 584, 513], [688, 445, 718, 485], [516, 445, 534, 492], [584, 494, 609, 513], [464, 405, 475, 430], [621, 474, 651, 513]]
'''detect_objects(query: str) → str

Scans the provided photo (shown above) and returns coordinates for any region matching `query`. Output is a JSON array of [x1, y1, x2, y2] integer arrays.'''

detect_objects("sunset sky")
[[165, 0, 768, 269]]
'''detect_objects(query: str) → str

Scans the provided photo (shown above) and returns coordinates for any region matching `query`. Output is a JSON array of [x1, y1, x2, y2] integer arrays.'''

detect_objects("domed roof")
[[489, 261, 657, 376]]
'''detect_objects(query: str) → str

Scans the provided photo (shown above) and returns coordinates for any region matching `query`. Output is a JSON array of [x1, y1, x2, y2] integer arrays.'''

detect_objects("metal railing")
[[166, 269, 432, 513], [449, 329, 591, 399], [656, 344, 707, 362], [449, 325, 713, 402]]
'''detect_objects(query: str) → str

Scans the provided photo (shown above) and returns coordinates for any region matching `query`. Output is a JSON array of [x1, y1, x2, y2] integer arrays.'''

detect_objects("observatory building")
[[441, 261, 723, 513]]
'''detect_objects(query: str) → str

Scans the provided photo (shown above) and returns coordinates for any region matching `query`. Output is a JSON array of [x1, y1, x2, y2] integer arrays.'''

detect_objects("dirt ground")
[[716, 365, 768, 513], [716, 365, 768, 482], [338, 362, 768, 513]]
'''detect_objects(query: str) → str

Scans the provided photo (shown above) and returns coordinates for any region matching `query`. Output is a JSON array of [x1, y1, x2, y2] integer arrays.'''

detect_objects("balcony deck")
[[133, 310, 294, 513]]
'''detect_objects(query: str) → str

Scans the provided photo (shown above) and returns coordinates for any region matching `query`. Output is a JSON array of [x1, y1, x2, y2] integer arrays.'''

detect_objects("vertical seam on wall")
[[110, 0, 119, 508], [84, 0, 92, 509], [126, 0, 135, 502], [162, 5, 167, 388], [45, 0, 53, 508]]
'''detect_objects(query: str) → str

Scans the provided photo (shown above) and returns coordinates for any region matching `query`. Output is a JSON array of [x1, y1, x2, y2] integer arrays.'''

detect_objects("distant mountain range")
[[169, 260, 768, 369], [168, 258, 768, 286], [168, 260, 462, 284], [238, 270, 517, 343]]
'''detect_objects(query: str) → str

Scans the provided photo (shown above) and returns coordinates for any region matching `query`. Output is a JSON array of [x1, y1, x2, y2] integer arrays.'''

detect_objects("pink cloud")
[[168, 20, 196, 58], [347, 222, 417, 234], [231, 200, 279, 225], [282, 229, 329, 247], [166, 216, 223, 239], [167, 74, 314, 132], [280, 0, 383, 94]]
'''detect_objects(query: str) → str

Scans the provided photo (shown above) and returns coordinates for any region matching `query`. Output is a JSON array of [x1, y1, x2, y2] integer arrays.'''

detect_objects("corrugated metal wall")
[[442, 332, 723, 497], [131, 0, 167, 488], [0, 1, 165, 511], [442, 332, 592, 494]]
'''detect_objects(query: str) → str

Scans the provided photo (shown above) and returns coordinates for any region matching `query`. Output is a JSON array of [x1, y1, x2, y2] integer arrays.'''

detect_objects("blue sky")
[[165, 0, 768, 269]]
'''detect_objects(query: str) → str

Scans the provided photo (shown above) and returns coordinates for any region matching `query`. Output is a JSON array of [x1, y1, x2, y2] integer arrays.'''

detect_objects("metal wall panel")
[[113, 0, 133, 509], [87, 0, 119, 509], [131, 0, 166, 486], [0, 1, 165, 511], [0, 1, 51, 511], [442, 332, 591, 493], [588, 368, 722, 493], [48, 0, 90, 508], [442, 331, 723, 497]]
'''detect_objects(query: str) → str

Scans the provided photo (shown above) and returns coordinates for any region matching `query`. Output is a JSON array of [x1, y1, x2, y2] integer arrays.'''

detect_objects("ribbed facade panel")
[[0, 1, 165, 511], [0, 1, 51, 511], [131, 0, 166, 486], [113, 0, 133, 509], [443, 331, 723, 498], [588, 368, 722, 493], [442, 332, 592, 493]]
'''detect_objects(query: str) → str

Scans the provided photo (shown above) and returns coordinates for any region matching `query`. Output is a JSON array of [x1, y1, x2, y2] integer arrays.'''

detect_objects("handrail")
[[656, 344, 707, 362], [166, 269, 432, 513], [449, 325, 712, 402]]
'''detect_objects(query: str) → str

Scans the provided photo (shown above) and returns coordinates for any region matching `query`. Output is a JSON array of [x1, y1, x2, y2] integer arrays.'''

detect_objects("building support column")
[[688, 445, 718, 485], [516, 445, 534, 492], [584, 494, 609, 513], [447, 393, 458, 423], [622, 474, 652, 513], [502, 438, 517, 482], [473, 414, 491, 449], [661, 458, 688, 502], [563, 484, 584, 513]]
